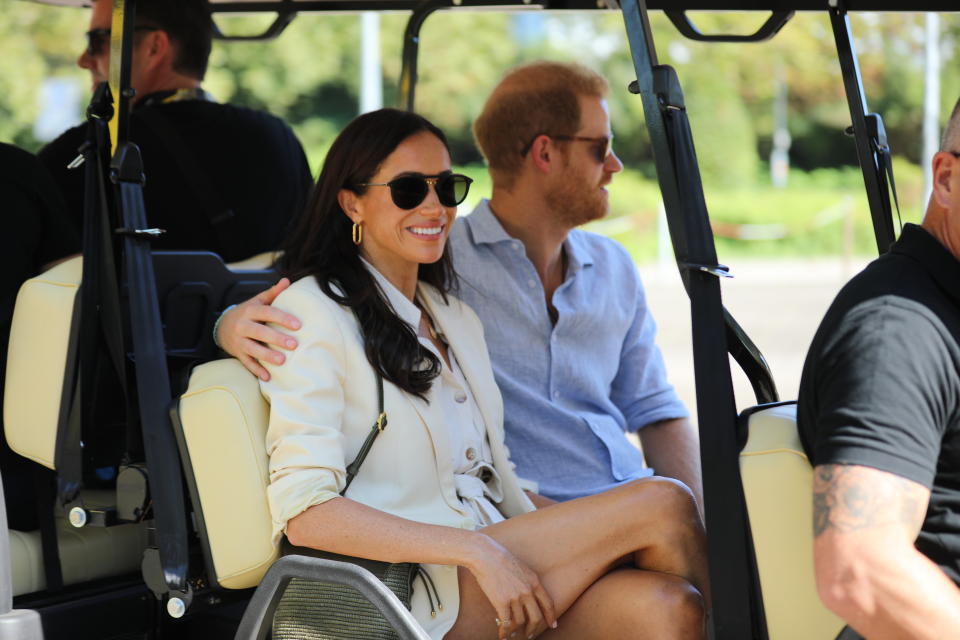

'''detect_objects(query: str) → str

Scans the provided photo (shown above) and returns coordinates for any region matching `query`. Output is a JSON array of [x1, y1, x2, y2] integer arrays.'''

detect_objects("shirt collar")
[[465, 199, 515, 246], [563, 232, 594, 273], [135, 87, 214, 110], [360, 257, 421, 331], [466, 198, 594, 272], [892, 223, 960, 303]]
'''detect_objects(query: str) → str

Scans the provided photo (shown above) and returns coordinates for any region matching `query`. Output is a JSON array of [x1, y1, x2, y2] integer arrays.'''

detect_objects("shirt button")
[[454, 391, 467, 403], [553, 391, 561, 399], [465, 447, 477, 461], [513, 241, 522, 250], [527, 279, 536, 288]]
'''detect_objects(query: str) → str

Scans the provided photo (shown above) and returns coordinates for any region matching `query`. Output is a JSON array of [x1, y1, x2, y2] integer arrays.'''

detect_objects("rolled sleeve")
[[810, 299, 952, 489], [260, 284, 350, 545], [611, 275, 688, 432]]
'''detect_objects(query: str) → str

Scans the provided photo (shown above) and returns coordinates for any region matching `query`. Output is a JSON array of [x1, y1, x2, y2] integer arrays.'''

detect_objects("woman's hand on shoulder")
[[216, 278, 303, 381], [466, 533, 557, 640]]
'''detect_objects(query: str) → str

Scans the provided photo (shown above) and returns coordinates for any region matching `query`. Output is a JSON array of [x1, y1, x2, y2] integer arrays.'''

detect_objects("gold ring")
[[495, 617, 502, 627]]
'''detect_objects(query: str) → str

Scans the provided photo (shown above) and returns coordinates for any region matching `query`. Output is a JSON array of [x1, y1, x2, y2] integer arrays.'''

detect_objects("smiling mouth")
[[408, 224, 445, 238]]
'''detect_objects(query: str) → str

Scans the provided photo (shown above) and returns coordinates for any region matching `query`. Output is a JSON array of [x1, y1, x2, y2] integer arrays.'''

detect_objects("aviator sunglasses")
[[357, 173, 473, 210], [85, 26, 159, 57], [521, 134, 614, 164]]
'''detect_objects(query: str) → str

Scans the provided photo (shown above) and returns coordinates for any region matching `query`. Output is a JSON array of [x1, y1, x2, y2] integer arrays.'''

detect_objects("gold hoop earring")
[[352, 222, 363, 246]]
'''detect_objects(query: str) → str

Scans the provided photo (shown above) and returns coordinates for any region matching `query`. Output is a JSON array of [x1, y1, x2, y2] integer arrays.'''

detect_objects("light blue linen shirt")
[[448, 199, 688, 501]]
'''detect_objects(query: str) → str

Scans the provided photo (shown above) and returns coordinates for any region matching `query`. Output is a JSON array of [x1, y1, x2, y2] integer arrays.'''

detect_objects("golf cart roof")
[[26, 0, 960, 11]]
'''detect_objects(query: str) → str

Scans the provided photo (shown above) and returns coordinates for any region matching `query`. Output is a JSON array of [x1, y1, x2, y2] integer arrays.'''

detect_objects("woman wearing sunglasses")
[[263, 108, 708, 640]]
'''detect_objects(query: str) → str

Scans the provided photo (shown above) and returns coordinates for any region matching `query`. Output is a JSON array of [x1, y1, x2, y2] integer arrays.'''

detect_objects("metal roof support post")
[[620, 0, 766, 637], [109, 0, 192, 610], [398, 0, 447, 111], [829, 5, 897, 254]]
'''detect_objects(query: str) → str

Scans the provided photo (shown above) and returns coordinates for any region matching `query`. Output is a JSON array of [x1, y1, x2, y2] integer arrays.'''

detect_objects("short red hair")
[[473, 61, 609, 189]]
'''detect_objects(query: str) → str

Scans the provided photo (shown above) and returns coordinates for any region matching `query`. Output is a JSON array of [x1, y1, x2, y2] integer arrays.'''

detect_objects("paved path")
[[640, 257, 872, 422]]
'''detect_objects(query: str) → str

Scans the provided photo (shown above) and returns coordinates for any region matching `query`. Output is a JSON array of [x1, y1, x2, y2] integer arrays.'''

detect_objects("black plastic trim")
[[829, 8, 897, 254], [213, 5, 298, 40], [207, 0, 960, 11], [169, 394, 220, 594], [736, 400, 797, 452], [665, 9, 794, 42], [398, 0, 448, 111]]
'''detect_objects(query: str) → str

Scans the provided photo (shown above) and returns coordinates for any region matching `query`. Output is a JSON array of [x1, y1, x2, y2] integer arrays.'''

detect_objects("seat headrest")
[[174, 358, 277, 589], [4, 256, 82, 470]]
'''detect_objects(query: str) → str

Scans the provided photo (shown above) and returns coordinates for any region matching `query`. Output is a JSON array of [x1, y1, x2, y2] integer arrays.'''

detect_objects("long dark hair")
[[278, 108, 456, 399]]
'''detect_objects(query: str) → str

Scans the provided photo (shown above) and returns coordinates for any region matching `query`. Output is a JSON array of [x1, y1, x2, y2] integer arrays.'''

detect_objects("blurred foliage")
[[2, 1, 956, 251], [590, 158, 926, 262]]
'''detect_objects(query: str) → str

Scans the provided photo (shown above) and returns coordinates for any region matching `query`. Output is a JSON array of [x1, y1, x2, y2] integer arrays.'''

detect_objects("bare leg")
[[445, 477, 708, 639], [541, 569, 704, 640]]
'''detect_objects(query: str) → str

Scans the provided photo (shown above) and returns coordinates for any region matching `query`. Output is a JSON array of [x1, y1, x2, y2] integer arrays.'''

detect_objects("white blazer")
[[261, 275, 535, 639]]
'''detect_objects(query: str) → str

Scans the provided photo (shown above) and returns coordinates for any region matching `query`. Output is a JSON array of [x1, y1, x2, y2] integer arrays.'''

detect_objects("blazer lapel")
[[390, 312, 461, 512], [419, 287, 502, 448]]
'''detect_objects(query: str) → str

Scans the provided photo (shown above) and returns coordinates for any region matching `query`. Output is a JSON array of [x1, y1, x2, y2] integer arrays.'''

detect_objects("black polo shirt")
[[38, 96, 312, 262], [798, 223, 960, 584]]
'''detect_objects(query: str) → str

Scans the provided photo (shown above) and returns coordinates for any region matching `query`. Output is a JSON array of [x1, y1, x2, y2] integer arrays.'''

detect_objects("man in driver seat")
[[799, 97, 960, 638], [39, 0, 312, 263]]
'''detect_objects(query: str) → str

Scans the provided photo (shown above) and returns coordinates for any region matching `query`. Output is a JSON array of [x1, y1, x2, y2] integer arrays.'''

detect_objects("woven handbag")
[[272, 371, 425, 640]]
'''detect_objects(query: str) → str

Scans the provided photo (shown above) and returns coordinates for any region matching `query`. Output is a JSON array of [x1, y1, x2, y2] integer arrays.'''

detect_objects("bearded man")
[[218, 61, 700, 510]]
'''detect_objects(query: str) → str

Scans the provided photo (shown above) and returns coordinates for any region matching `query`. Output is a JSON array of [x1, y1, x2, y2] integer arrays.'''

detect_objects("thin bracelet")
[[212, 304, 237, 349]]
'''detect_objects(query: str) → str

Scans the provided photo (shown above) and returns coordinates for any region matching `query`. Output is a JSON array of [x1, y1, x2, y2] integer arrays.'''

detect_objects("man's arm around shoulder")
[[813, 463, 960, 639]]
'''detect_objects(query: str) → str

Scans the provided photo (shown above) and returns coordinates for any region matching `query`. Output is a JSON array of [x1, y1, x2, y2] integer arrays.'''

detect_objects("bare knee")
[[647, 576, 706, 640], [625, 477, 702, 533]]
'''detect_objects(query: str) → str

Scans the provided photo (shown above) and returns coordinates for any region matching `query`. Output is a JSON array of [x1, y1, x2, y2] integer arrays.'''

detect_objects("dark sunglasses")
[[85, 26, 159, 57], [357, 173, 473, 210], [521, 134, 614, 164]]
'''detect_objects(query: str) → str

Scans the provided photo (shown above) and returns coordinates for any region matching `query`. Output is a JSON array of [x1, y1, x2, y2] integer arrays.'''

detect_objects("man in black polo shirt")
[[798, 98, 960, 638], [39, 0, 312, 262]]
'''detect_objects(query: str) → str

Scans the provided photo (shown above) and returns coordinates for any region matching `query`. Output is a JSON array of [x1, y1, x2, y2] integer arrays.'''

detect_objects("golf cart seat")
[[172, 358, 428, 638], [3, 251, 280, 598], [4, 257, 149, 597], [739, 402, 845, 639], [8, 490, 149, 596]]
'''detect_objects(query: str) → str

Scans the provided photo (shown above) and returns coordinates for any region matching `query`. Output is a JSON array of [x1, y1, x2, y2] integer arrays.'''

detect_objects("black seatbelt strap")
[[658, 67, 764, 640], [621, 1, 765, 637], [64, 84, 134, 500], [836, 626, 864, 640], [112, 141, 191, 602], [134, 108, 243, 259], [34, 466, 63, 592], [867, 114, 903, 234]]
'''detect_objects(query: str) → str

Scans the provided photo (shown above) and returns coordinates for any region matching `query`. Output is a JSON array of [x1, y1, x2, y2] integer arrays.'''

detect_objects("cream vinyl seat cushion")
[[175, 358, 277, 590], [4, 256, 81, 470], [10, 518, 148, 597], [739, 402, 844, 639]]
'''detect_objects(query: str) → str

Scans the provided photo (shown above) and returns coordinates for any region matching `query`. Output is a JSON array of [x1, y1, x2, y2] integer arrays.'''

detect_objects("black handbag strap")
[[341, 372, 388, 495]]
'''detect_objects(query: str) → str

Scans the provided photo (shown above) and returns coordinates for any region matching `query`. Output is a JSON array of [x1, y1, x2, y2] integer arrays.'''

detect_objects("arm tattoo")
[[812, 464, 928, 538]]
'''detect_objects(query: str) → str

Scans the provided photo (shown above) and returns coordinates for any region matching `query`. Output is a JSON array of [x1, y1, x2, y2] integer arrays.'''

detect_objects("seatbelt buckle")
[[680, 262, 733, 278], [114, 227, 166, 239]]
